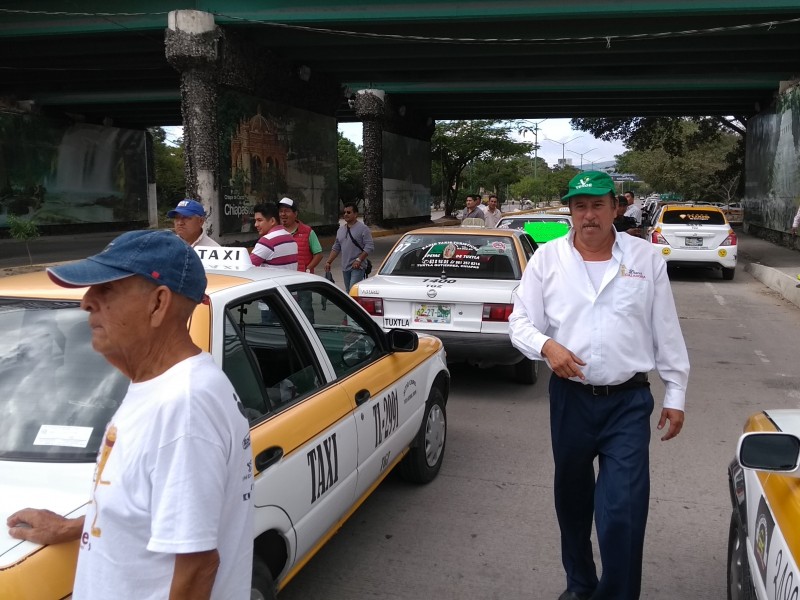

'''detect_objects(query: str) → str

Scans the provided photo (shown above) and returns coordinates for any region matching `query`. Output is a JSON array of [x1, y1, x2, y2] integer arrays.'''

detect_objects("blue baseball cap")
[[167, 199, 206, 218], [47, 230, 207, 303]]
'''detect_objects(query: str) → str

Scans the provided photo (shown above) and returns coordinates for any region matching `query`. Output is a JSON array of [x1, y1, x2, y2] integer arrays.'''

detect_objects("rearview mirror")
[[738, 432, 800, 474]]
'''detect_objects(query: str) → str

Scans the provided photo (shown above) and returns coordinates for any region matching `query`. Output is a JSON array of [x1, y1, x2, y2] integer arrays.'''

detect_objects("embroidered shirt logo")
[[619, 264, 646, 279], [575, 177, 592, 189]]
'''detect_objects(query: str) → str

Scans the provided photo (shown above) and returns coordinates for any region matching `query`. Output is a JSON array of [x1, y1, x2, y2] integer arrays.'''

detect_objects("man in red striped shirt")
[[249, 203, 298, 270]]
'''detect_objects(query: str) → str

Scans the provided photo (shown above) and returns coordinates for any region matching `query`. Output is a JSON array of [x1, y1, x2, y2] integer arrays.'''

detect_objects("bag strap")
[[346, 226, 366, 253]]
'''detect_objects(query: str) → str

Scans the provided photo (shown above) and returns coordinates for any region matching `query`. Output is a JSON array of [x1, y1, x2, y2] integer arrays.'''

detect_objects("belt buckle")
[[592, 385, 609, 396]]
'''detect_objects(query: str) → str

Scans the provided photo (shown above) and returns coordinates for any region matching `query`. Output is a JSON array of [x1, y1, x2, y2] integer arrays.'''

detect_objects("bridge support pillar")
[[165, 10, 222, 238], [354, 89, 385, 227]]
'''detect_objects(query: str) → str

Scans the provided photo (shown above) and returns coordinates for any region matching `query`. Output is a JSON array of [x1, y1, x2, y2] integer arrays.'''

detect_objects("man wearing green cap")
[[508, 171, 689, 600]]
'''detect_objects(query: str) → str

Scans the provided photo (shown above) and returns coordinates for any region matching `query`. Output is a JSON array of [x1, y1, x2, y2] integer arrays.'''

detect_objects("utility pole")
[[520, 119, 546, 179]]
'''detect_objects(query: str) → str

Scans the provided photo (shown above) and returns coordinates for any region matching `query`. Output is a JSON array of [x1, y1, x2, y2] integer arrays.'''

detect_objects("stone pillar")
[[165, 10, 221, 238], [354, 89, 385, 227]]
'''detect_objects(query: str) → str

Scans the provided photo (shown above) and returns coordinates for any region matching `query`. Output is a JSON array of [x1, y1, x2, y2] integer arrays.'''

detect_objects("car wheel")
[[514, 357, 539, 385], [727, 512, 756, 600], [722, 267, 735, 280], [399, 387, 446, 484], [251, 555, 277, 600]]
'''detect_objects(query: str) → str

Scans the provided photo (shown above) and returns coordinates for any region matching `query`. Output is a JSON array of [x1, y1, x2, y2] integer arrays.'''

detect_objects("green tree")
[[614, 121, 740, 201], [431, 121, 532, 216], [337, 132, 363, 203], [148, 127, 185, 217], [8, 214, 39, 265]]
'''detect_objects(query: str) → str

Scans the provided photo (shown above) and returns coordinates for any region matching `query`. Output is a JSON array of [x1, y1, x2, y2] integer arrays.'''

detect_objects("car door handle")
[[255, 446, 284, 472], [355, 389, 371, 405]]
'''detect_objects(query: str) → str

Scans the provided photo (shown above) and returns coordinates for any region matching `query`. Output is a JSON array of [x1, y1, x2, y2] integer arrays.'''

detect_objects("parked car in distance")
[[727, 410, 800, 600], [649, 204, 738, 280], [350, 227, 541, 384], [0, 249, 450, 600]]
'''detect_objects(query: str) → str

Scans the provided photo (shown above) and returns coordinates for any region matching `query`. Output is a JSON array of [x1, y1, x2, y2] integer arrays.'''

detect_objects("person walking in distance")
[[508, 171, 690, 600], [484, 194, 503, 228], [459, 193, 486, 224], [324, 201, 374, 292], [279, 196, 322, 322], [7, 230, 253, 599]]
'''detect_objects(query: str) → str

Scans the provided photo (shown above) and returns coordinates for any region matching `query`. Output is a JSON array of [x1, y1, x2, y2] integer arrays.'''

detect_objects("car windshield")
[[381, 234, 521, 279], [0, 300, 128, 461], [662, 210, 726, 225]]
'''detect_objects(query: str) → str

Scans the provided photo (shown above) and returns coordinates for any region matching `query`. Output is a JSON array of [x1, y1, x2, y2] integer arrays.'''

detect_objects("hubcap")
[[729, 526, 745, 599], [424, 404, 445, 467]]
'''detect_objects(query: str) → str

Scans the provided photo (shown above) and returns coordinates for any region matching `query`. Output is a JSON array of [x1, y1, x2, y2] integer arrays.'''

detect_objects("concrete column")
[[354, 89, 385, 227], [165, 10, 221, 238]]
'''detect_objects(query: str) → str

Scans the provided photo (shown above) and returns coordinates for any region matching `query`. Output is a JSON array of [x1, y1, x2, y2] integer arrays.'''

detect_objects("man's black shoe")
[[557, 591, 591, 600]]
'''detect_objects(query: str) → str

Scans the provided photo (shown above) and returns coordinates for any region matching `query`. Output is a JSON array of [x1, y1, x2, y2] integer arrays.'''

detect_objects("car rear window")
[[381, 234, 521, 279], [662, 210, 726, 225], [498, 217, 570, 230]]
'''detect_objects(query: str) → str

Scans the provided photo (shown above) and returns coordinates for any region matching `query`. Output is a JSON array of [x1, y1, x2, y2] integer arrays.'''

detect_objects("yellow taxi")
[[728, 410, 800, 600], [0, 247, 450, 599]]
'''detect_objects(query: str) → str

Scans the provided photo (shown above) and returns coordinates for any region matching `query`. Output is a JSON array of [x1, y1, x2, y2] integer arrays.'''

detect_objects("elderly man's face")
[[569, 194, 616, 246], [279, 206, 297, 228], [80, 276, 156, 370], [173, 215, 204, 244]]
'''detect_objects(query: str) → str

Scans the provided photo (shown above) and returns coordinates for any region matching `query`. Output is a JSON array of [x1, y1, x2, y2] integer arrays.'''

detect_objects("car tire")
[[251, 555, 277, 600], [399, 387, 446, 484], [727, 512, 756, 600], [722, 267, 736, 280], [514, 357, 539, 385]]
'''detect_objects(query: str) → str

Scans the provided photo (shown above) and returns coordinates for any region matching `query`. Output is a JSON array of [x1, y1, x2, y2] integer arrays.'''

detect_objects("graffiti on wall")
[[0, 113, 147, 227], [218, 91, 339, 235], [745, 86, 800, 231]]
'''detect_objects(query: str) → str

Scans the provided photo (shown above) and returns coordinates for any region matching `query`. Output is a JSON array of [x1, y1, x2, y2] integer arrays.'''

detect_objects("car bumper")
[[419, 330, 524, 366], [654, 245, 737, 269]]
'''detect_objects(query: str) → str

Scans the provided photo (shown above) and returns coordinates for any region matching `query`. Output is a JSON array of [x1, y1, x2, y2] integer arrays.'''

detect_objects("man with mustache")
[[508, 171, 689, 600]]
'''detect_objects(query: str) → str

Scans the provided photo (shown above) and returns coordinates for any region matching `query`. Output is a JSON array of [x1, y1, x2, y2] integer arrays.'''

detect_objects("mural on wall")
[[218, 91, 339, 235], [382, 131, 431, 220], [0, 113, 147, 227], [745, 85, 800, 231]]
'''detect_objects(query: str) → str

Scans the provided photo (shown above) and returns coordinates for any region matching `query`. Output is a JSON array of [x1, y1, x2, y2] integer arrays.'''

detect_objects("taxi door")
[[208, 286, 359, 574]]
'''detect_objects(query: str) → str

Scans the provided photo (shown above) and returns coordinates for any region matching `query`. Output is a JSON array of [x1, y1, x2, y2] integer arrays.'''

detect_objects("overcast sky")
[[339, 118, 627, 170]]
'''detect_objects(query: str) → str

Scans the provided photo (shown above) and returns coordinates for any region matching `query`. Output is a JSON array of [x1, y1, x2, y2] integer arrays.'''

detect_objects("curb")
[[744, 262, 800, 310]]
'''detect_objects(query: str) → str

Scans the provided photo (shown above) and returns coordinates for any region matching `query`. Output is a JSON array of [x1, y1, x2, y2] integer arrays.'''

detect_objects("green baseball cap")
[[561, 171, 616, 203]]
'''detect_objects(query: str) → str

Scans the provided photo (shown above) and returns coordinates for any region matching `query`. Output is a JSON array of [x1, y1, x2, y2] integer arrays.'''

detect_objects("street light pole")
[[520, 119, 547, 180], [567, 147, 597, 171], [545, 135, 583, 166]]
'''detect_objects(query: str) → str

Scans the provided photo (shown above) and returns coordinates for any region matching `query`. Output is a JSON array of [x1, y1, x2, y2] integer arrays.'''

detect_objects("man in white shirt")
[[508, 171, 689, 600], [623, 191, 642, 226], [7, 231, 253, 600], [483, 194, 503, 227], [168, 198, 221, 247]]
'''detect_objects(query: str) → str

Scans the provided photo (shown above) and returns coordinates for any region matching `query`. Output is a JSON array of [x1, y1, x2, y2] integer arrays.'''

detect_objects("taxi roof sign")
[[194, 246, 252, 271]]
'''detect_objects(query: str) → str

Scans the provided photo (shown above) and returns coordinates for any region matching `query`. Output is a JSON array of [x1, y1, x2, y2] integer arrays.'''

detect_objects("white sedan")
[[728, 410, 800, 600], [350, 227, 541, 384]]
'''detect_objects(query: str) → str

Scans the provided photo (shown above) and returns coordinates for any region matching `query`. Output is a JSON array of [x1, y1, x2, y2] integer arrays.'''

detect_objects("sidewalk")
[[737, 230, 800, 309]]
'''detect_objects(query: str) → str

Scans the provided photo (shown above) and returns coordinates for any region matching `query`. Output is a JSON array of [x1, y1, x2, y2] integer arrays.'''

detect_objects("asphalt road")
[[279, 242, 800, 600]]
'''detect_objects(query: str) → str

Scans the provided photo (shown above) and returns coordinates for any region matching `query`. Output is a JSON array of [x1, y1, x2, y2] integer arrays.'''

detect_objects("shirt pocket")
[[614, 276, 649, 313]]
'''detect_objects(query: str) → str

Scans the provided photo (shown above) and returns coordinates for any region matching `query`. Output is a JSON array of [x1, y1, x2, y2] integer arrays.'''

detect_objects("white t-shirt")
[[72, 353, 254, 600]]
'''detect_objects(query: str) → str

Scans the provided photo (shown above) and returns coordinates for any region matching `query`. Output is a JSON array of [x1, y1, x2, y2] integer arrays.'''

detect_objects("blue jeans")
[[343, 267, 365, 293]]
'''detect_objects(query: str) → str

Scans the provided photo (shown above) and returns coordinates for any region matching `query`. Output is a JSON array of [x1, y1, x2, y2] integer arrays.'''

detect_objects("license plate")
[[685, 237, 703, 247], [413, 303, 452, 324]]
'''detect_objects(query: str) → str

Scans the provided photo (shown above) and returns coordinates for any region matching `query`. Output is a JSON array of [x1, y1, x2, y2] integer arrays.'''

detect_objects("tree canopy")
[[337, 132, 363, 202], [148, 127, 185, 218]]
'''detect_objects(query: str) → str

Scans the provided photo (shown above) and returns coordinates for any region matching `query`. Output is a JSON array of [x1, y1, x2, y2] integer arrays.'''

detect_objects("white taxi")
[[350, 227, 541, 384], [0, 247, 449, 599], [728, 410, 800, 600], [649, 204, 738, 280]]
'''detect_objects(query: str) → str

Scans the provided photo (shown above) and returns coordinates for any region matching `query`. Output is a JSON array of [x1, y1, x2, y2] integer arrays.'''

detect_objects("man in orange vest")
[[279, 197, 323, 322]]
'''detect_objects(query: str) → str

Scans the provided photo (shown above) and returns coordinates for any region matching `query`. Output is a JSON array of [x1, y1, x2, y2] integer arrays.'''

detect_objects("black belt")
[[563, 372, 649, 396]]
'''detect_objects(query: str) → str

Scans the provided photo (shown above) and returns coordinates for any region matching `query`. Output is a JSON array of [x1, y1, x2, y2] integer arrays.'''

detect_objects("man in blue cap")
[[508, 171, 690, 600], [168, 198, 220, 247], [7, 230, 252, 600]]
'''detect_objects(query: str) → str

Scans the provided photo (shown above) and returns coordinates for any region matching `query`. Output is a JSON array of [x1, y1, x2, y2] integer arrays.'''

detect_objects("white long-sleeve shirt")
[[508, 229, 690, 411]]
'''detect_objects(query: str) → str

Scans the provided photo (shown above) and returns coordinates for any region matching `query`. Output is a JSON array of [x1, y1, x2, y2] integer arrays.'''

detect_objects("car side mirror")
[[737, 432, 800, 475], [387, 329, 418, 352]]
